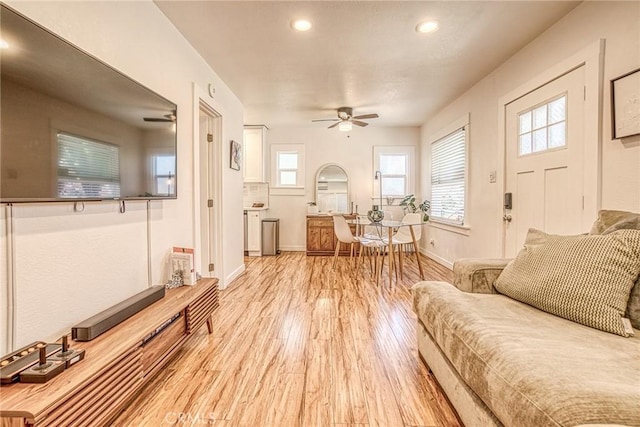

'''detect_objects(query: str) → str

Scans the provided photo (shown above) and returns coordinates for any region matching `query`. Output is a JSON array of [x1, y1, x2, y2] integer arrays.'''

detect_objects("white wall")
[[420, 1, 640, 266], [266, 126, 420, 251], [0, 1, 244, 352]]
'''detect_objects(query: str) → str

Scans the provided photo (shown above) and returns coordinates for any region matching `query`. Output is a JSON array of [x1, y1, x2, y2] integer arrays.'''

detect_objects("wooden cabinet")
[[243, 126, 267, 182], [0, 279, 219, 427], [306, 214, 356, 256]]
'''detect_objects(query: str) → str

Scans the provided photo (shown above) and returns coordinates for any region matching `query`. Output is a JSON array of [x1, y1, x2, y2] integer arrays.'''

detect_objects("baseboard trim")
[[224, 264, 246, 289], [280, 245, 306, 252], [419, 248, 454, 270]]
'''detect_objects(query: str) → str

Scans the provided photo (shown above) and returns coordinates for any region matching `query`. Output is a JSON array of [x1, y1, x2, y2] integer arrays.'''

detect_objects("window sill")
[[428, 220, 470, 236]]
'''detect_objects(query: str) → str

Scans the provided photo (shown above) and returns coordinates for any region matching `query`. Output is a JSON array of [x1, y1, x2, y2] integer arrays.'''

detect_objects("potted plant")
[[399, 194, 430, 222], [307, 201, 319, 214]]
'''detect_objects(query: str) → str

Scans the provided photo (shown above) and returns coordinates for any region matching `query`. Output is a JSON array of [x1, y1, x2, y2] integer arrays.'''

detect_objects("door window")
[[518, 94, 566, 156]]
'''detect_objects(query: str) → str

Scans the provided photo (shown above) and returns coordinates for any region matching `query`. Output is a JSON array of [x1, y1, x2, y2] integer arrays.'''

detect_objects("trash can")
[[262, 218, 280, 256]]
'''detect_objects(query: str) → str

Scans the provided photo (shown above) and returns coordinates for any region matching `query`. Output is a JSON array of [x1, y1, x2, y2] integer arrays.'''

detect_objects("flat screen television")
[[0, 5, 178, 202]]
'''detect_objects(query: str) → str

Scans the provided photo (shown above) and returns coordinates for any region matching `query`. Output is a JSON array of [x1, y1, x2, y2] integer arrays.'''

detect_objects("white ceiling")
[[155, 1, 580, 128]]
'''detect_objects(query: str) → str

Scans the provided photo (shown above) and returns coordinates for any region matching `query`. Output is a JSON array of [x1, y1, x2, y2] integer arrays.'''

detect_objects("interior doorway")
[[503, 66, 586, 257], [197, 101, 223, 283]]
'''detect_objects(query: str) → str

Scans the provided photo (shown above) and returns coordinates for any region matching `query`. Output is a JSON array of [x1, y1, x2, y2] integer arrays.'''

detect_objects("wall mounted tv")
[[0, 5, 178, 203]]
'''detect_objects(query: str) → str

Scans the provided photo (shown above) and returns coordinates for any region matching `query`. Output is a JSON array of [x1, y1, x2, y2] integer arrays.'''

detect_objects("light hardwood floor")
[[114, 251, 460, 427]]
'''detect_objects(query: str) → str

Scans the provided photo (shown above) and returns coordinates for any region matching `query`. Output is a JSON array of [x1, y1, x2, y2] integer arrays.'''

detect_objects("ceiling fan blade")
[[353, 113, 379, 120], [143, 117, 173, 122], [352, 120, 369, 127], [144, 113, 176, 122], [312, 118, 340, 122], [328, 122, 341, 129]]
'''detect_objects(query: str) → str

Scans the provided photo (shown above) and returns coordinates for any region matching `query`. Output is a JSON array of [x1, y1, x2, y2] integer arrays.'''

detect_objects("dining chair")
[[332, 215, 360, 268], [332, 215, 386, 284], [389, 213, 422, 279]]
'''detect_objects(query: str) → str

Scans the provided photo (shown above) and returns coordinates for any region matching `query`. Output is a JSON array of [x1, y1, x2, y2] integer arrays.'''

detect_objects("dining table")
[[348, 216, 425, 284]]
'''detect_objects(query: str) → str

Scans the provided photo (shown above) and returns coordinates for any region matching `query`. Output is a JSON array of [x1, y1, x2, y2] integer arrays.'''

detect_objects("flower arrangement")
[[399, 194, 430, 222]]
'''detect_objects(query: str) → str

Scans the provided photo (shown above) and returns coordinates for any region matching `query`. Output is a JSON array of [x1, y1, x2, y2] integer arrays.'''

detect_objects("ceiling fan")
[[143, 112, 176, 122], [312, 107, 379, 130]]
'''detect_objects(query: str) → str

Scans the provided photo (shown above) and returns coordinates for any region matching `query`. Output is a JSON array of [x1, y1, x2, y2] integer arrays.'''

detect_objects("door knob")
[[503, 215, 512, 223]]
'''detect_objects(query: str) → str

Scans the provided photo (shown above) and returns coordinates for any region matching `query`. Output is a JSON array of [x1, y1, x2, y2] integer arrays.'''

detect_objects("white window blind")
[[380, 154, 407, 196], [270, 143, 305, 195], [372, 146, 415, 199], [57, 132, 121, 198], [277, 152, 298, 186], [431, 127, 466, 224]]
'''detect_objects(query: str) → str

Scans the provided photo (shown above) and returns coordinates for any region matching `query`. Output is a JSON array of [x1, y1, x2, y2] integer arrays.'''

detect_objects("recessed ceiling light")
[[291, 19, 312, 32], [416, 21, 439, 34], [0, 40, 9, 49]]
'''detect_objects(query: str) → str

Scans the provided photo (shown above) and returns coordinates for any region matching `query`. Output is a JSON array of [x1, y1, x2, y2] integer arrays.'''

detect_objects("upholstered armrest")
[[453, 258, 512, 294]]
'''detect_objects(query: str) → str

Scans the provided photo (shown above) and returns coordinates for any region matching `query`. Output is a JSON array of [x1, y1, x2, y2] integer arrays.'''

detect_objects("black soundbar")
[[72, 285, 166, 341]]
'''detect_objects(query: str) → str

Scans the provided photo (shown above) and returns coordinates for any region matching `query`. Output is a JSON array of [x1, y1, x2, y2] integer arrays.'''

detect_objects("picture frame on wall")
[[230, 140, 242, 170], [611, 68, 640, 139]]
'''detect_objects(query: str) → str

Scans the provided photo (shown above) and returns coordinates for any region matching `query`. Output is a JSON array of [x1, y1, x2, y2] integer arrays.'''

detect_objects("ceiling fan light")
[[291, 19, 312, 31], [338, 121, 352, 132], [416, 20, 439, 34]]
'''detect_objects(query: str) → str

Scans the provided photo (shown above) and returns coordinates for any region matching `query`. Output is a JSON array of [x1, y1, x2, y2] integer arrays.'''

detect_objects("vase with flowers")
[[367, 205, 384, 223]]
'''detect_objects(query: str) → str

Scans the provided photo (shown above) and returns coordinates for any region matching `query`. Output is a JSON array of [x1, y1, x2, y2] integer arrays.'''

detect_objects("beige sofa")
[[412, 212, 640, 427]]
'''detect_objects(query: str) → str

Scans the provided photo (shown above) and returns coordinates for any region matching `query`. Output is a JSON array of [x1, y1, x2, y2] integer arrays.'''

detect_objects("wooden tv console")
[[0, 278, 219, 427]]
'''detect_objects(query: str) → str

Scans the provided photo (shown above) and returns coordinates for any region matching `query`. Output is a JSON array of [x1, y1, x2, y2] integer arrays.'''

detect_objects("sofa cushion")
[[412, 282, 640, 427], [589, 209, 640, 330], [452, 258, 511, 294], [494, 229, 640, 336]]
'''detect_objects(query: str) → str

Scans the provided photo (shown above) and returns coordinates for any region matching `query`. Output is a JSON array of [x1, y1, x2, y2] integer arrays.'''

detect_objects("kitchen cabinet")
[[306, 214, 356, 256], [245, 209, 267, 256], [243, 125, 267, 182]]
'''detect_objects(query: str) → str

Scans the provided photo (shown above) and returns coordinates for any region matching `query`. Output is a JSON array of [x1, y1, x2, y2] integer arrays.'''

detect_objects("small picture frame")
[[230, 140, 242, 170], [611, 68, 640, 139], [170, 247, 195, 286]]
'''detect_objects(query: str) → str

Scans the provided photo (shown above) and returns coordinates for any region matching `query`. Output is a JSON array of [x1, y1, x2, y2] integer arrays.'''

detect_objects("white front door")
[[504, 66, 585, 257]]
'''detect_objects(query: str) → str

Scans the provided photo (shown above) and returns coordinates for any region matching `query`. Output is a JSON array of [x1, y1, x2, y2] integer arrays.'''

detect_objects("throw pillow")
[[626, 282, 640, 330], [495, 229, 640, 337], [589, 209, 640, 330], [589, 209, 640, 235]]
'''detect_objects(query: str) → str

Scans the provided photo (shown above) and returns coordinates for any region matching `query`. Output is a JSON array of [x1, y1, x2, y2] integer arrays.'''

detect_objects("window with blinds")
[[57, 132, 121, 198], [380, 153, 408, 196], [277, 152, 299, 186], [372, 146, 415, 199], [430, 127, 466, 225]]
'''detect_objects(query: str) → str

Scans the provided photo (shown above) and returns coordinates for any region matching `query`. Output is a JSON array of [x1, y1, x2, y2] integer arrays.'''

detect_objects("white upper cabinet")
[[243, 125, 267, 182]]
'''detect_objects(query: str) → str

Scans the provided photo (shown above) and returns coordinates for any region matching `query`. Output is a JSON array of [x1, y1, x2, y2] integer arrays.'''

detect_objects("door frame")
[[497, 39, 604, 256], [192, 83, 224, 288]]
